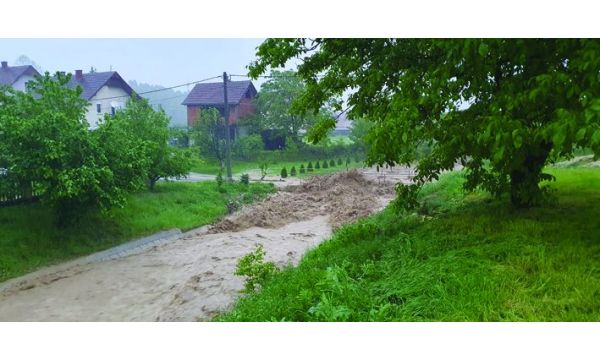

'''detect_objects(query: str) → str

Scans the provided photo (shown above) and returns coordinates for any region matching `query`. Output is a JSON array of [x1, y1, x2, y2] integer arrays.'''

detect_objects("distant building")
[[182, 80, 257, 137], [0, 61, 40, 91], [65, 70, 137, 129], [332, 111, 353, 136]]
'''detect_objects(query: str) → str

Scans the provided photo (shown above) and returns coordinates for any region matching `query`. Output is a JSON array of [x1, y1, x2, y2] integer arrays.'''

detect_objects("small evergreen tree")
[[299, 164, 306, 174], [307, 162, 313, 172], [322, 160, 329, 169], [281, 167, 288, 178], [290, 166, 297, 176], [315, 161, 321, 170], [240, 173, 250, 185], [329, 159, 335, 167], [337, 158, 343, 166], [346, 157, 351, 169]]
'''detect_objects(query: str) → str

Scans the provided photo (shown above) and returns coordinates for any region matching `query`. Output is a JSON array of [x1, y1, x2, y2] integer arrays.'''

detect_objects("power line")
[[94, 75, 222, 101]]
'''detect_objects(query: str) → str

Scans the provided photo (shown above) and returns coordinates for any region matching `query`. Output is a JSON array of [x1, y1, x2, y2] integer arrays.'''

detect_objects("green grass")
[[190, 157, 365, 178], [219, 168, 600, 321], [0, 181, 275, 283]]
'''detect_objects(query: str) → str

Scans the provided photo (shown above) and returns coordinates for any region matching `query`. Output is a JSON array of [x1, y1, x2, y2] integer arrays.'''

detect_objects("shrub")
[[290, 166, 297, 177], [281, 167, 288, 178], [299, 164, 306, 174], [235, 244, 278, 293], [337, 158, 343, 166], [232, 134, 264, 160], [240, 173, 250, 185], [315, 161, 321, 170], [259, 163, 268, 180], [307, 162, 314, 172], [322, 160, 329, 169], [329, 159, 336, 167], [346, 157, 351, 168]]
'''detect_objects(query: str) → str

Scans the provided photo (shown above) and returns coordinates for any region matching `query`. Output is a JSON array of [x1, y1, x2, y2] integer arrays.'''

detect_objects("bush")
[[240, 173, 250, 185], [329, 159, 336, 167], [232, 134, 264, 160], [299, 164, 306, 174], [290, 166, 297, 177], [337, 158, 343, 166], [259, 163, 268, 180], [234, 244, 278, 294], [307, 162, 314, 172], [322, 160, 329, 169], [315, 161, 321, 170], [281, 167, 288, 178]]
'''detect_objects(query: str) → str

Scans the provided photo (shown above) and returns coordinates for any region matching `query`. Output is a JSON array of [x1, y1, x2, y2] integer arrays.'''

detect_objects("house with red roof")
[[182, 80, 257, 135]]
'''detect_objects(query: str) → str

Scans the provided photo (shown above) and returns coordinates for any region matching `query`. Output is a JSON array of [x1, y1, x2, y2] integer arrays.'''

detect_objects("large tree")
[[250, 70, 321, 142], [249, 39, 600, 207]]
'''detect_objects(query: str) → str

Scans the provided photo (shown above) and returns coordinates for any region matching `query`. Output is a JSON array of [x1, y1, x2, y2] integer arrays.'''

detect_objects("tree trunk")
[[509, 143, 552, 208]]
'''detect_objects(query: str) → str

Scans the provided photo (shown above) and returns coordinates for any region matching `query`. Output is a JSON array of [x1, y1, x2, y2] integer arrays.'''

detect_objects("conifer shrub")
[[307, 162, 314, 172], [281, 167, 288, 178], [322, 160, 329, 169], [299, 164, 306, 174], [315, 161, 321, 170], [337, 158, 343, 166], [290, 166, 297, 176], [329, 159, 336, 167]]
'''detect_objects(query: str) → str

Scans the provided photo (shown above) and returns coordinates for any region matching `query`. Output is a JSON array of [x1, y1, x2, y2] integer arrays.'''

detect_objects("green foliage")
[[307, 161, 314, 172], [246, 70, 324, 142], [346, 157, 351, 168], [322, 160, 329, 169], [337, 158, 343, 166], [259, 163, 268, 180], [290, 166, 297, 177], [240, 173, 250, 185], [249, 38, 600, 208], [190, 108, 226, 166], [233, 134, 264, 160], [235, 244, 279, 294], [108, 99, 191, 191], [315, 161, 321, 170], [349, 118, 375, 154], [220, 169, 600, 321], [216, 171, 224, 188], [299, 164, 306, 174], [280, 167, 288, 178], [329, 159, 336, 167], [0, 73, 140, 225]]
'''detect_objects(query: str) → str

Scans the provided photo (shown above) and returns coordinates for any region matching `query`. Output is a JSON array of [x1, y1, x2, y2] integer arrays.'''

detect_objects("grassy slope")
[[0, 181, 275, 283], [219, 168, 600, 321]]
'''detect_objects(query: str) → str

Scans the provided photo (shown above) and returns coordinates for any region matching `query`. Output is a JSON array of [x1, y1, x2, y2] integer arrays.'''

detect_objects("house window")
[[96, 104, 101, 113]]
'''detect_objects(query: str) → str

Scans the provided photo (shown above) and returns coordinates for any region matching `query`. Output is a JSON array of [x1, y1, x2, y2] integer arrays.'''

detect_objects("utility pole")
[[223, 71, 233, 181]]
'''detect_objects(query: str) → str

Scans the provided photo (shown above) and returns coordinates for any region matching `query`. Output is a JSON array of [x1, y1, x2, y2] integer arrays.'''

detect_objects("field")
[[0, 181, 275, 283], [219, 167, 600, 321]]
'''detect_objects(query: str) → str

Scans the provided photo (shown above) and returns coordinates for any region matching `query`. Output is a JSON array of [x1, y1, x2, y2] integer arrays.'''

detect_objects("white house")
[[65, 70, 137, 129], [0, 61, 40, 91]]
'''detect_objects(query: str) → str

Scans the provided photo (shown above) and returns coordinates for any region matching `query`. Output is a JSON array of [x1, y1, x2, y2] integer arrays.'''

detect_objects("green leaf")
[[512, 129, 523, 149], [402, 132, 408, 143], [575, 128, 587, 141], [478, 42, 489, 57]]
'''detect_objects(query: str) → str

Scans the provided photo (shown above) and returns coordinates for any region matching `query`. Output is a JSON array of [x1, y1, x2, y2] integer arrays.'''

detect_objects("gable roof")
[[182, 80, 257, 106], [0, 65, 40, 86], [65, 71, 136, 100]]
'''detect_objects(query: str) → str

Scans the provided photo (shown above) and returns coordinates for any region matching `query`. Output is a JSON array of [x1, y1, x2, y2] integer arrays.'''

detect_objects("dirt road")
[[0, 167, 412, 321]]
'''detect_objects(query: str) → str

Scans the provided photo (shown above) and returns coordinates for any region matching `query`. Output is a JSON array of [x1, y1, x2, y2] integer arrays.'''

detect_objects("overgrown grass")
[[219, 168, 600, 321], [0, 181, 275, 283]]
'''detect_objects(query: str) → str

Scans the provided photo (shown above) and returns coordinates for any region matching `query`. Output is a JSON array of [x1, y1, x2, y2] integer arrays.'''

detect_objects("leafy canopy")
[[249, 39, 600, 207]]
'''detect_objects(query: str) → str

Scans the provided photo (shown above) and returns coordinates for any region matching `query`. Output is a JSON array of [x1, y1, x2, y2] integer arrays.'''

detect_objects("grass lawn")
[[0, 181, 275, 283], [219, 167, 600, 321], [190, 157, 366, 178]]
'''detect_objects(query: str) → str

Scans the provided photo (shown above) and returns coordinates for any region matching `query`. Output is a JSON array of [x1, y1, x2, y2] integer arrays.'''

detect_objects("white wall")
[[86, 85, 130, 129], [11, 75, 35, 91]]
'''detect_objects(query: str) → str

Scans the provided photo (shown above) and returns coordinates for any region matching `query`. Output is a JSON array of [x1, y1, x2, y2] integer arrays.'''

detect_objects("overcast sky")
[[0, 38, 270, 90]]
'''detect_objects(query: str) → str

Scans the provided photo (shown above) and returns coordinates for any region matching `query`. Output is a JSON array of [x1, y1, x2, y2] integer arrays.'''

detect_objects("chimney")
[[75, 70, 83, 80], [1, 61, 7, 69]]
